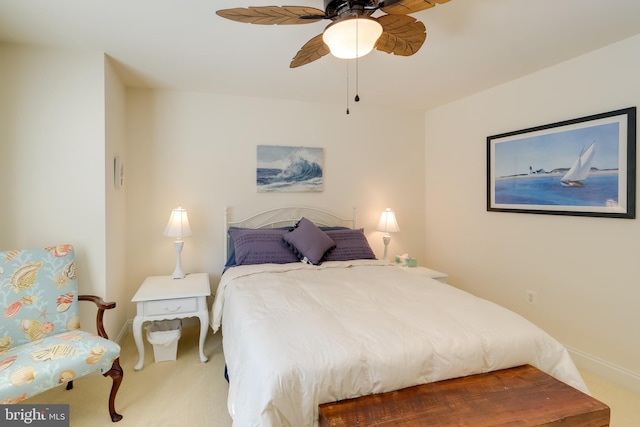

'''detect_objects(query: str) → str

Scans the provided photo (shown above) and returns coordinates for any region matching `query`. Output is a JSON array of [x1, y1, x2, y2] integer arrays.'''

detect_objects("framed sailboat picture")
[[487, 107, 636, 218]]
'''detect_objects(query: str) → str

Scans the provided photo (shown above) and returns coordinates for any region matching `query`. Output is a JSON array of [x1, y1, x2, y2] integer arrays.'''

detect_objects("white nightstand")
[[396, 265, 448, 283], [132, 272, 211, 370]]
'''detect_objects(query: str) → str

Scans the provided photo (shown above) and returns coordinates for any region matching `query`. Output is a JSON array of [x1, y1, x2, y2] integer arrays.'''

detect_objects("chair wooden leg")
[[64, 358, 123, 422], [103, 358, 124, 422]]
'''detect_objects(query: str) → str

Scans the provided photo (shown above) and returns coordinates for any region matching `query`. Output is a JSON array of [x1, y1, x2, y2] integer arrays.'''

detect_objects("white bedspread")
[[211, 260, 588, 427]]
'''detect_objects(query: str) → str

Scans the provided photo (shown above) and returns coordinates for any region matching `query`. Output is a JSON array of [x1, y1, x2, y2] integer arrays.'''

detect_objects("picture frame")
[[256, 145, 324, 193], [487, 107, 636, 218]]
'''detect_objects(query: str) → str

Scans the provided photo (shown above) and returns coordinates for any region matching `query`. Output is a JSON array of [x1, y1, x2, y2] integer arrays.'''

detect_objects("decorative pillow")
[[324, 229, 377, 261], [228, 227, 298, 266], [283, 217, 336, 265]]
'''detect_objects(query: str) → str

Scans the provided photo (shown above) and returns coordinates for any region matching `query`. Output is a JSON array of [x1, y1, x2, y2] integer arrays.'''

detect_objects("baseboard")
[[115, 319, 133, 344], [567, 345, 640, 394]]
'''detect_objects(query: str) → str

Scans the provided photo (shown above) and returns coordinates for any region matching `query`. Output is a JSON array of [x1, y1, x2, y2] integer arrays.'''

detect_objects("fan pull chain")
[[346, 61, 350, 115], [355, 57, 360, 103], [355, 16, 360, 103], [346, 17, 363, 114]]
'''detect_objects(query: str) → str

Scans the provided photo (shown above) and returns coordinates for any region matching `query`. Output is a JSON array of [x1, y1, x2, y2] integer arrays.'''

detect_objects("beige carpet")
[[27, 326, 640, 426], [27, 326, 232, 427]]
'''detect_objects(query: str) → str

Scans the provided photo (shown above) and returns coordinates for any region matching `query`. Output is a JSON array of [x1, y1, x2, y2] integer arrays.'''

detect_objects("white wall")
[[0, 44, 121, 338], [424, 35, 640, 391], [124, 90, 427, 320], [104, 56, 129, 338]]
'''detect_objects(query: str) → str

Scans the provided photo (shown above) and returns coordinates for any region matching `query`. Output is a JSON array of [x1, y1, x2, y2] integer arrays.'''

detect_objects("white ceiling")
[[1, 0, 640, 111]]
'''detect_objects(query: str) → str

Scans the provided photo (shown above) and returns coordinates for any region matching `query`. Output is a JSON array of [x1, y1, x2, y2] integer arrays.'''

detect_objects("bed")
[[211, 206, 588, 427]]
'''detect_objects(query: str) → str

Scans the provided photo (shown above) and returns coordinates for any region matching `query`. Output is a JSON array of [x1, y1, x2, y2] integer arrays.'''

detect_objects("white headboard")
[[224, 206, 357, 262]]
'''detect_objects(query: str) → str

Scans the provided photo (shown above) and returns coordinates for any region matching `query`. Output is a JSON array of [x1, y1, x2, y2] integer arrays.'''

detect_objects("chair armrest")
[[78, 294, 116, 340]]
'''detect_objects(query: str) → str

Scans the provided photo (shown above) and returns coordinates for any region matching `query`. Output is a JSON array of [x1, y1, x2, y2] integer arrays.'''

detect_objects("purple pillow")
[[283, 217, 336, 265], [324, 229, 376, 261], [228, 228, 299, 266]]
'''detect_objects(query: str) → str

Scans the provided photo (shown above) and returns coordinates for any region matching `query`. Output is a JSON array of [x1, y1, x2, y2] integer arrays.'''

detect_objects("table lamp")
[[163, 206, 192, 279], [376, 208, 400, 262]]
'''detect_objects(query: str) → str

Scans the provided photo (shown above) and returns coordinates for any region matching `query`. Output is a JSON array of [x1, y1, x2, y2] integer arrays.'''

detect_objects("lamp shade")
[[163, 207, 192, 238], [322, 16, 383, 59], [376, 208, 400, 233]]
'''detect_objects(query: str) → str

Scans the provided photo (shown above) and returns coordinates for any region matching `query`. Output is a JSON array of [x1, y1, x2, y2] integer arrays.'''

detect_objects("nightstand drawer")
[[145, 297, 198, 316]]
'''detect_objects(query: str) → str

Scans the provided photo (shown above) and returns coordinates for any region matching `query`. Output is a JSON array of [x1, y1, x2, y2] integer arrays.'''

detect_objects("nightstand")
[[396, 265, 448, 283], [132, 272, 211, 370]]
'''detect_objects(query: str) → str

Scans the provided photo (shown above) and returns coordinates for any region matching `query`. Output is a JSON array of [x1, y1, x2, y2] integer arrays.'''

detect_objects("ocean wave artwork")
[[257, 145, 323, 192]]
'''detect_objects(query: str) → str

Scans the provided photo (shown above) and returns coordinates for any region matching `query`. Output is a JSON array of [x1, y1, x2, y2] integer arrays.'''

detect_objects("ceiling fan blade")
[[290, 34, 330, 68], [375, 0, 403, 10], [216, 6, 326, 25], [381, 0, 450, 15], [375, 15, 426, 56]]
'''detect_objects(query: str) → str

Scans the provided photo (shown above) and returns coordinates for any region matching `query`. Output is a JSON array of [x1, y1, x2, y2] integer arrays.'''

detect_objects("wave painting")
[[257, 145, 323, 192]]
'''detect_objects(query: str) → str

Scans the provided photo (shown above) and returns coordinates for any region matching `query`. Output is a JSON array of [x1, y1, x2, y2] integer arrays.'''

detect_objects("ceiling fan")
[[216, 0, 451, 68]]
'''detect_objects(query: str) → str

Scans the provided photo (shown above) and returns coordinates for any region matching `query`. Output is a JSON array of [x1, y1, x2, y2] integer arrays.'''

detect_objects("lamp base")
[[172, 240, 186, 279], [382, 233, 391, 263]]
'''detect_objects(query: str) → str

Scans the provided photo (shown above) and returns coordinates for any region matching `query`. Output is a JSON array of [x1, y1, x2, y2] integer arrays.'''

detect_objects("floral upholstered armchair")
[[0, 245, 123, 422]]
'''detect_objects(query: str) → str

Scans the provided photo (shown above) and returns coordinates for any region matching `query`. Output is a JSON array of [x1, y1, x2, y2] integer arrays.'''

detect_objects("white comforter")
[[211, 260, 587, 427]]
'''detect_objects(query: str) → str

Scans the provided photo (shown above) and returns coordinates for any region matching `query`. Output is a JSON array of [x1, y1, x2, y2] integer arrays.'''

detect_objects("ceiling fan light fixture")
[[322, 16, 383, 59]]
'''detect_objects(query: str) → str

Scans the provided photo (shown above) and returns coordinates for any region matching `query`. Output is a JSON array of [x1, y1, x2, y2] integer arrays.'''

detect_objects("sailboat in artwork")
[[560, 141, 596, 187]]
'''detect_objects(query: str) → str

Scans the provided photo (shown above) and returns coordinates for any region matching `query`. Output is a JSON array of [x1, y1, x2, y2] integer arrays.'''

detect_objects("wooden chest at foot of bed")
[[318, 364, 610, 427]]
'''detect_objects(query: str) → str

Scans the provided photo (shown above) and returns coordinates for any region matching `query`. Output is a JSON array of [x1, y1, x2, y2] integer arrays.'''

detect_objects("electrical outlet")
[[526, 290, 538, 306]]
